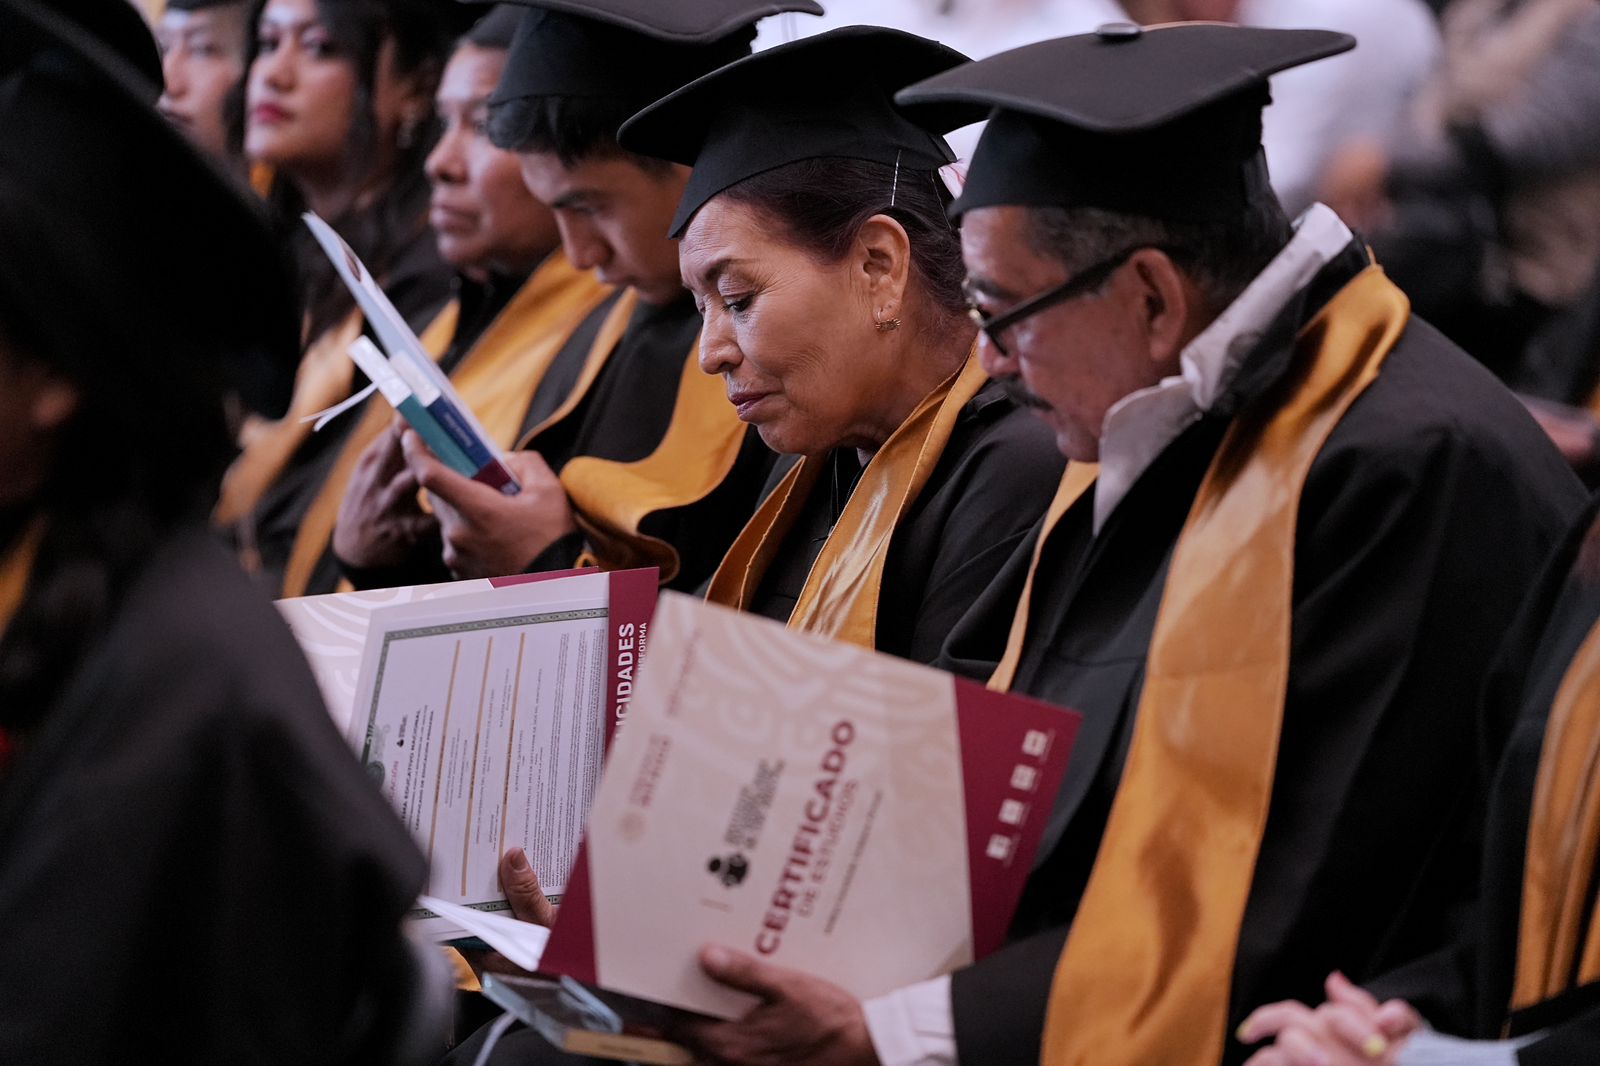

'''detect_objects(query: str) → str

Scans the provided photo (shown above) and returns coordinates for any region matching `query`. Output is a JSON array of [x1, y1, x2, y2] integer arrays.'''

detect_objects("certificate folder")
[[541, 593, 1079, 1020]]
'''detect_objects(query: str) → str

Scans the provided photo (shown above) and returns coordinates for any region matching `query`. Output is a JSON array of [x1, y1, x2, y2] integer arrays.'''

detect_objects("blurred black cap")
[[0, 0, 299, 418]]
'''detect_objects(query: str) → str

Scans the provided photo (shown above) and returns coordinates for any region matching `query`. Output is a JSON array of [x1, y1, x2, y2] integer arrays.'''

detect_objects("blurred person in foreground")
[[0, 1, 438, 1062]]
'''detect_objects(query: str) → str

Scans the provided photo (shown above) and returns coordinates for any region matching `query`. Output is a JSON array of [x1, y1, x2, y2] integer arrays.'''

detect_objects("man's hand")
[[1239, 972, 1423, 1066], [332, 421, 438, 568], [463, 848, 560, 981], [500, 847, 558, 927], [676, 946, 879, 1066], [399, 430, 578, 579]]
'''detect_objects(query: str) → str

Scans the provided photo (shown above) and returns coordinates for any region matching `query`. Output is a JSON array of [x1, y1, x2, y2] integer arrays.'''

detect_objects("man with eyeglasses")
[[899, 22, 1585, 1066], [642, 23, 1590, 1066]]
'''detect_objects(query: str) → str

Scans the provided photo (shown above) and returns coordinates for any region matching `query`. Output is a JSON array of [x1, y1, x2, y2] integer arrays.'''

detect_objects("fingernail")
[[1363, 1034, 1388, 1057], [702, 945, 729, 971], [508, 848, 529, 872], [1235, 1022, 1252, 1043]]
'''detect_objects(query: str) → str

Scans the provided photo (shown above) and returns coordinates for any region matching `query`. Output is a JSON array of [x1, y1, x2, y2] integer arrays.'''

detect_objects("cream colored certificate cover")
[[541, 593, 1077, 1018]]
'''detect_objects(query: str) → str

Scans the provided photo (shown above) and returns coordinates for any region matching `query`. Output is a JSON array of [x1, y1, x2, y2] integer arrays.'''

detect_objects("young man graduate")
[[617, 23, 1590, 1066], [333, 0, 820, 593]]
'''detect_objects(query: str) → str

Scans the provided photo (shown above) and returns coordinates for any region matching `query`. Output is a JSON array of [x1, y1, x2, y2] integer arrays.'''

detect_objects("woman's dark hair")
[[235, 0, 465, 341], [717, 157, 969, 327]]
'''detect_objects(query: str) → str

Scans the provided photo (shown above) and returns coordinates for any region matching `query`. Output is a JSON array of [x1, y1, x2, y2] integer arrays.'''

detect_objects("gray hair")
[[1025, 198, 1294, 315]]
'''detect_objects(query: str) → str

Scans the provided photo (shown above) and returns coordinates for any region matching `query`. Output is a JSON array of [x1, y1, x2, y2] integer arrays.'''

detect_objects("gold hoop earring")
[[875, 312, 901, 333]]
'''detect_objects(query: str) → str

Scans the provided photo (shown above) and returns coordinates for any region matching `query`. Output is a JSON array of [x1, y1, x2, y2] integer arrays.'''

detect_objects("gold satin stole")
[[988, 267, 1410, 1066], [528, 293, 756, 588], [214, 305, 367, 547], [0, 519, 43, 640], [1512, 606, 1600, 1016], [277, 252, 614, 598], [703, 351, 988, 648]]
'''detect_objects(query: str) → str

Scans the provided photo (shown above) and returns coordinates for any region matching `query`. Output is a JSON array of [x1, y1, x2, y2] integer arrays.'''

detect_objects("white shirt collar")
[[1092, 204, 1355, 533]]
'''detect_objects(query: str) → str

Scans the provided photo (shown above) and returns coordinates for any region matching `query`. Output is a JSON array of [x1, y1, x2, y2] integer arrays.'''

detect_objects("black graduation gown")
[[937, 243, 1589, 1066], [0, 525, 428, 1065], [1368, 494, 1600, 1062], [746, 379, 1066, 668]]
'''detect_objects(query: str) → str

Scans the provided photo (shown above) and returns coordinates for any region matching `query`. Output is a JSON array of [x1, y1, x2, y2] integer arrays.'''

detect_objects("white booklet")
[[302, 211, 520, 493], [540, 593, 1079, 1019], [278, 568, 658, 939]]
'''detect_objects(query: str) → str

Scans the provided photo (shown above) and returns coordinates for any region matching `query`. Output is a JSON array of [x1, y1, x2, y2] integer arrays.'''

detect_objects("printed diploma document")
[[279, 568, 657, 939], [541, 593, 1079, 1018]]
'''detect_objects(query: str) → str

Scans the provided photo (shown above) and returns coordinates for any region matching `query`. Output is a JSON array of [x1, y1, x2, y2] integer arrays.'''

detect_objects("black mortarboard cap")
[[483, 0, 823, 109], [619, 26, 965, 238], [896, 22, 1355, 223], [0, 0, 299, 418]]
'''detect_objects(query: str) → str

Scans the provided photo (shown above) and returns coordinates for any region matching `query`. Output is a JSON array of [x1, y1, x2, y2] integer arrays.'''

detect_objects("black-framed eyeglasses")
[[966, 244, 1155, 357]]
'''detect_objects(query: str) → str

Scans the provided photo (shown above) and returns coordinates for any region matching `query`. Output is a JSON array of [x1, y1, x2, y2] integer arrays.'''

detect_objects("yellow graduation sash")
[[277, 253, 612, 598], [214, 306, 366, 537], [1009, 266, 1409, 1066], [559, 334, 748, 586], [516, 289, 638, 451], [703, 351, 988, 648], [1513, 605, 1600, 1013], [0, 519, 42, 642]]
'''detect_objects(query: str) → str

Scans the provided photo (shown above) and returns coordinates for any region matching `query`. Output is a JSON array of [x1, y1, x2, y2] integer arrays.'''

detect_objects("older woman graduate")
[[618, 25, 1065, 666], [0, 1, 440, 1062]]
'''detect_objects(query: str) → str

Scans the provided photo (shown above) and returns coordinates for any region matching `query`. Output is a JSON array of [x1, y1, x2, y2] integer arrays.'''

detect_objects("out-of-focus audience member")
[[1320, 0, 1600, 380], [1113, 0, 1442, 217], [0, 1, 440, 1062], [155, 0, 250, 169], [1241, 496, 1600, 1064], [215, 0, 466, 591]]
